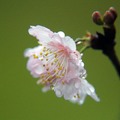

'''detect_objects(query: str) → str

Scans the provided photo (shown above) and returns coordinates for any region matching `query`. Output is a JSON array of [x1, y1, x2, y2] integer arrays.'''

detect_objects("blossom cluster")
[[24, 25, 100, 105]]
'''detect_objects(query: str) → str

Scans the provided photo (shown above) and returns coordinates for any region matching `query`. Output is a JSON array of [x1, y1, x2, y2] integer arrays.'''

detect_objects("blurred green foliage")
[[0, 0, 120, 120]]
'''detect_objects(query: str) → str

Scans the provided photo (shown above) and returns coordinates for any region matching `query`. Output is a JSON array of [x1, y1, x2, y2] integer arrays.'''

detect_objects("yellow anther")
[[46, 68, 49, 71], [43, 47, 46, 52], [74, 95, 77, 98], [41, 75, 44, 78], [33, 54, 38, 59], [51, 85, 54, 90], [62, 80, 65, 84], [54, 53, 57, 58], [46, 58, 48, 61], [40, 58, 43, 61], [40, 52, 42, 55], [39, 43, 42, 46], [58, 66, 62, 70], [51, 62, 54, 65], [77, 94, 80, 98], [54, 58, 58, 63], [45, 52, 49, 56], [47, 72, 50, 75], [61, 73, 65, 76], [58, 62, 61, 66], [43, 47, 46, 49], [56, 76, 61, 78], [49, 80, 53, 84], [49, 75, 52, 79]]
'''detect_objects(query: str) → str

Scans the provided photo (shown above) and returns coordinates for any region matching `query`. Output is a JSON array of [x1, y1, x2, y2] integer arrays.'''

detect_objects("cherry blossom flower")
[[24, 25, 100, 105]]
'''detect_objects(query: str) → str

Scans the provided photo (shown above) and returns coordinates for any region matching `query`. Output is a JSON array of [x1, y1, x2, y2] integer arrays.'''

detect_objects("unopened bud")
[[92, 11, 103, 25], [109, 7, 117, 21], [103, 10, 115, 25]]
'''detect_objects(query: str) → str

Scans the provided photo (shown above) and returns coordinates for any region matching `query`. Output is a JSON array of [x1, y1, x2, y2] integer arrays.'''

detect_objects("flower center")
[[34, 45, 68, 86]]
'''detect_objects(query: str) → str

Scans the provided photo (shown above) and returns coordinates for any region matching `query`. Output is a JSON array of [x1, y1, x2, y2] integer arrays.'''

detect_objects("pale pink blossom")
[[24, 25, 100, 105]]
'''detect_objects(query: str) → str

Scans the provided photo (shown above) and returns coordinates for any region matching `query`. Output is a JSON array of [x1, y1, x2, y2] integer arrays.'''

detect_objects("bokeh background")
[[0, 0, 120, 120]]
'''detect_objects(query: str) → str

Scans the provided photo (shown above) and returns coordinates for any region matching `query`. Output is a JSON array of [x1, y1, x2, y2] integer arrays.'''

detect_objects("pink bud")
[[109, 7, 117, 21], [103, 10, 115, 25], [92, 11, 103, 25]]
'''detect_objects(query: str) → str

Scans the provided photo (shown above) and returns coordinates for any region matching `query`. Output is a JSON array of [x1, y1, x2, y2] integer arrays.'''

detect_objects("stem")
[[79, 45, 89, 53], [104, 48, 120, 77]]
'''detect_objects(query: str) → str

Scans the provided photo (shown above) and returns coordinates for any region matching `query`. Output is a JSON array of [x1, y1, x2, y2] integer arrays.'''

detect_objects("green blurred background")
[[0, 0, 120, 120]]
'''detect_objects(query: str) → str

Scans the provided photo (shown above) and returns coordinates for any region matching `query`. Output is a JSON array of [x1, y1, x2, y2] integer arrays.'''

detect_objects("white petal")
[[75, 81, 81, 88], [78, 94, 87, 105], [24, 46, 43, 57], [63, 36, 76, 51], [28, 25, 53, 44], [42, 86, 50, 92], [55, 90, 62, 97], [81, 79, 100, 102], [24, 48, 33, 57]]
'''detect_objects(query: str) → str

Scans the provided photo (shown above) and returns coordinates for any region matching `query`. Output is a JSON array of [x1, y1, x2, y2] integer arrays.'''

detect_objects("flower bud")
[[109, 7, 117, 21], [103, 10, 115, 25], [92, 11, 103, 25]]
